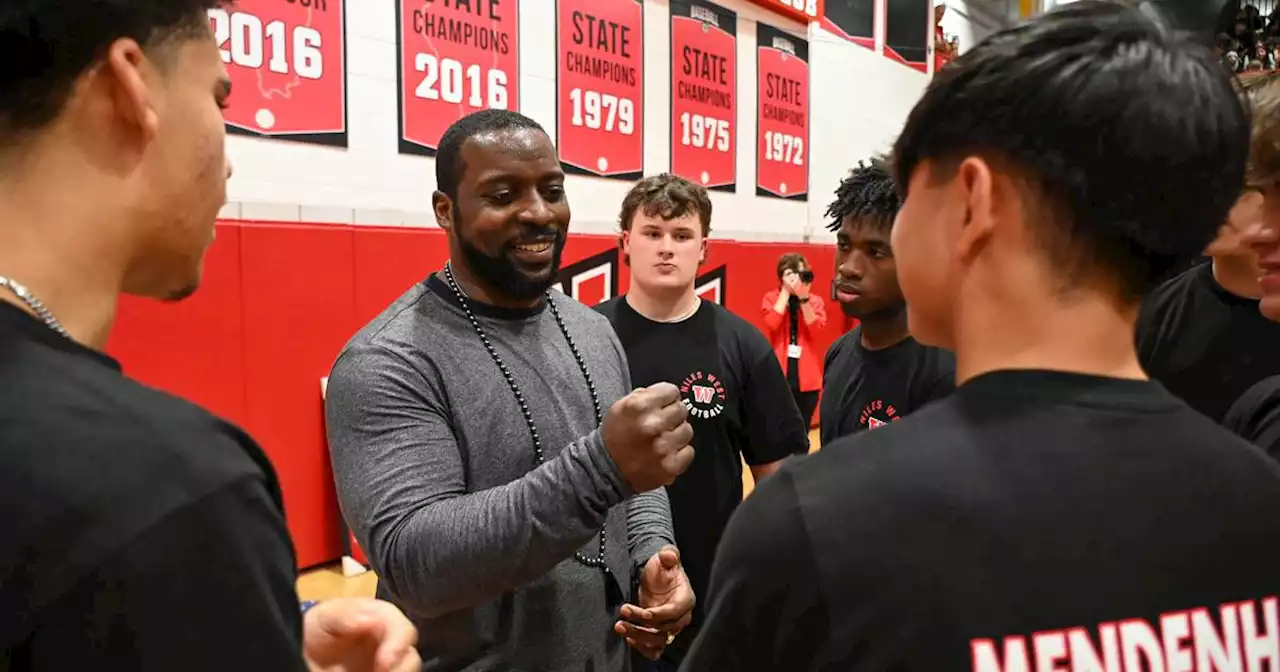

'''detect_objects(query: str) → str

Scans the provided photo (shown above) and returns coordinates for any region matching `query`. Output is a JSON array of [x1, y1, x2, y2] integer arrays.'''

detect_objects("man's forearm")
[[371, 430, 632, 619], [773, 292, 790, 314], [800, 301, 819, 324], [626, 486, 675, 568]]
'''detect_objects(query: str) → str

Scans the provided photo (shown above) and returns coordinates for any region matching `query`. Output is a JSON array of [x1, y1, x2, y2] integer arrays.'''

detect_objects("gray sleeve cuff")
[[626, 487, 676, 569]]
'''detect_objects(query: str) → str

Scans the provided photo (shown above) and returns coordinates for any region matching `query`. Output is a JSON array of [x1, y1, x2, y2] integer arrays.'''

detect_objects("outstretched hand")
[[303, 597, 421, 672], [614, 545, 695, 661]]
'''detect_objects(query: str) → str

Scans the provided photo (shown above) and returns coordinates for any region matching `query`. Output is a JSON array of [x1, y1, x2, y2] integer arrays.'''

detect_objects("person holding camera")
[[762, 254, 827, 446]]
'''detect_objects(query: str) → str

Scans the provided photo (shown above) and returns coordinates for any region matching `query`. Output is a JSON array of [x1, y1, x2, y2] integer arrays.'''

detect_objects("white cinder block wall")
[[221, 0, 934, 243]]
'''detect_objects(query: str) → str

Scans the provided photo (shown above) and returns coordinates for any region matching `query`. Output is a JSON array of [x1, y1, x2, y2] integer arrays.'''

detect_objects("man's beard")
[[458, 227, 567, 301]]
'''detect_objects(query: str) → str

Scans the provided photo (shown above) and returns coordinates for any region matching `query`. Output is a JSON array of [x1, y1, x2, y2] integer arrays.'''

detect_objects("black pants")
[[791, 388, 819, 454]]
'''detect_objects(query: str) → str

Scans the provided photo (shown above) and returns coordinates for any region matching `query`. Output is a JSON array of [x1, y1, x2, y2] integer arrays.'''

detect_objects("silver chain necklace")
[[0, 276, 70, 338], [441, 263, 609, 573]]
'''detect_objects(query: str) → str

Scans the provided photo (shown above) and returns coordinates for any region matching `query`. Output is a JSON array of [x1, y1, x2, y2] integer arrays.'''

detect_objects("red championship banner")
[[755, 23, 809, 200], [670, 0, 737, 192], [556, 0, 645, 180], [397, 0, 521, 156], [207, 0, 347, 147]]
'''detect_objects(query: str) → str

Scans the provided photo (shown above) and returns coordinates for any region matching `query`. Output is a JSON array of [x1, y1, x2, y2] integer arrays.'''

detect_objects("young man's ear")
[[619, 230, 631, 266], [699, 237, 707, 265]]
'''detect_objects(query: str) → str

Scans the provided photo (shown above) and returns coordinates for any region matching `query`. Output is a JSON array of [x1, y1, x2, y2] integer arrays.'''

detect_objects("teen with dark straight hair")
[[683, 3, 1280, 669]]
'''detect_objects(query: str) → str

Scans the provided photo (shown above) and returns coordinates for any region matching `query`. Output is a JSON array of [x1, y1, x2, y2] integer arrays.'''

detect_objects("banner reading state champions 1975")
[[670, 0, 737, 192]]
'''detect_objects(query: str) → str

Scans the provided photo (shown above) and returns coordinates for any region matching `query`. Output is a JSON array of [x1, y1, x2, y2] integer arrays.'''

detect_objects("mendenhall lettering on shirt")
[[971, 596, 1279, 671]]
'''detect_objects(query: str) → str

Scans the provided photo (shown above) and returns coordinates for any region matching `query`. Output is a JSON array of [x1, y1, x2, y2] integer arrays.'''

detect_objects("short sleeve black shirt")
[[1225, 374, 1280, 461], [1137, 262, 1280, 423], [0, 302, 304, 670], [684, 369, 1280, 671], [596, 297, 807, 662], [819, 327, 956, 445]]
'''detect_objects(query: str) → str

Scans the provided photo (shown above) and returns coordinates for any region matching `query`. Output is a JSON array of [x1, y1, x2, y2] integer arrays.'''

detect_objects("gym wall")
[[214, 0, 935, 241], [108, 0, 941, 569]]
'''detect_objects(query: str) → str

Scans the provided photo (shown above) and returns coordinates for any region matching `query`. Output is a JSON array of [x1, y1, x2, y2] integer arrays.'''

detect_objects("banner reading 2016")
[[397, 0, 520, 156], [207, 0, 347, 147], [671, 0, 737, 192], [556, 0, 644, 180], [755, 23, 809, 200]]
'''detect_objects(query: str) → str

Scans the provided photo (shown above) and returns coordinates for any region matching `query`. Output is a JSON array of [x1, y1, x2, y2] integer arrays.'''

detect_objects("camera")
[[798, 269, 814, 284]]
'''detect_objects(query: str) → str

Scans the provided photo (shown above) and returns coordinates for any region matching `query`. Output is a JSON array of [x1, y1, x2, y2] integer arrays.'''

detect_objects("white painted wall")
[[220, 0, 931, 242], [937, 0, 1016, 54]]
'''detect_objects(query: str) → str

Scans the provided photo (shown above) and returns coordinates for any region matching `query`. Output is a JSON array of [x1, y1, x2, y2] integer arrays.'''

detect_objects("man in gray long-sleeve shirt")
[[325, 110, 697, 671]]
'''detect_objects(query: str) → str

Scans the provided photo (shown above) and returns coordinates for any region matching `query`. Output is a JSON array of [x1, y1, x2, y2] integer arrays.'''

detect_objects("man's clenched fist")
[[602, 383, 695, 492]]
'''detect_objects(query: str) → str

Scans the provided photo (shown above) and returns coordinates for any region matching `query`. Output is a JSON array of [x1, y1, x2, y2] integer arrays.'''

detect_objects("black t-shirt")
[[0, 302, 304, 670], [818, 327, 956, 445], [683, 369, 1280, 670], [596, 297, 807, 661], [1225, 374, 1280, 461], [1137, 262, 1280, 423]]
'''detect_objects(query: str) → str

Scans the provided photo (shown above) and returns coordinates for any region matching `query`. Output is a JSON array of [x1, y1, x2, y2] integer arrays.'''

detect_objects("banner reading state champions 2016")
[[755, 23, 809, 201], [670, 0, 737, 192], [208, 0, 348, 147], [397, 0, 521, 155], [556, 0, 645, 180]]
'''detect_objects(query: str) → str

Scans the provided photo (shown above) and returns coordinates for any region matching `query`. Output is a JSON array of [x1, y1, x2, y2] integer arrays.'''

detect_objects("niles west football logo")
[[859, 399, 899, 429], [680, 370, 727, 419]]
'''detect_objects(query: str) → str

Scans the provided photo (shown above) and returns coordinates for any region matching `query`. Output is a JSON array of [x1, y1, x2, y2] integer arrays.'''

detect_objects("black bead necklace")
[[442, 263, 609, 573]]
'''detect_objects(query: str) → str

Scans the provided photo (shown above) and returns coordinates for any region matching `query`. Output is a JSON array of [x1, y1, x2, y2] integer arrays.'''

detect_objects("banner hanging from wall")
[[822, 0, 876, 50], [755, 23, 809, 201], [884, 0, 929, 72], [670, 0, 738, 192], [208, 0, 348, 147], [556, 0, 645, 181], [396, 0, 521, 156]]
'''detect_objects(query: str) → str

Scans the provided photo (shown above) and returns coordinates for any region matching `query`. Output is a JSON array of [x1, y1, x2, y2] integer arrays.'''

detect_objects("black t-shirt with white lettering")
[[0, 302, 304, 670], [1137, 262, 1280, 423], [683, 370, 1280, 671], [596, 297, 807, 663], [819, 327, 956, 445], [1225, 374, 1280, 462]]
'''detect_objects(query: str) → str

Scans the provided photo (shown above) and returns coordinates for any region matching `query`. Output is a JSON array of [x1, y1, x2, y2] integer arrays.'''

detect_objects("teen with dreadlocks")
[[816, 155, 955, 445]]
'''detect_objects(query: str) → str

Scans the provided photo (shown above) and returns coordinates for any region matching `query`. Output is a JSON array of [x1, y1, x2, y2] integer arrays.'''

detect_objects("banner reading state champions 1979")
[[670, 0, 737, 192], [556, 0, 645, 180], [397, 0, 521, 155], [756, 23, 809, 201], [208, 0, 348, 147]]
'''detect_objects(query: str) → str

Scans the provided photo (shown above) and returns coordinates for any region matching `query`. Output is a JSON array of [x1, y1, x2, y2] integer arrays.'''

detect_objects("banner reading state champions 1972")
[[670, 0, 737, 192], [556, 0, 645, 180], [755, 23, 809, 201], [208, 0, 348, 147], [397, 0, 521, 155]]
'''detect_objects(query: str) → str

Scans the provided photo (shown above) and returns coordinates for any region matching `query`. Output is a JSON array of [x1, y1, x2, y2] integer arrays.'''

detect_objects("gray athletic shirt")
[[324, 273, 675, 672]]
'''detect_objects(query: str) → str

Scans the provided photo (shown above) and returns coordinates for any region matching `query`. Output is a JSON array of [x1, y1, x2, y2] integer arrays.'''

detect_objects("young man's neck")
[[952, 282, 1145, 386], [1211, 255, 1263, 299], [0, 163, 127, 350], [858, 307, 910, 350], [625, 282, 700, 322]]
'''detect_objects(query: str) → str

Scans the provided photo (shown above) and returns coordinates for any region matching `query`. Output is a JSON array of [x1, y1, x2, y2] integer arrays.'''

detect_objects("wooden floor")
[[296, 429, 821, 602]]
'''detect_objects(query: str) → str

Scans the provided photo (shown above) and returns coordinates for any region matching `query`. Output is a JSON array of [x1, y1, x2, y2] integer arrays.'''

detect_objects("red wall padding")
[[108, 220, 846, 569], [107, 223, 249, 427]]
